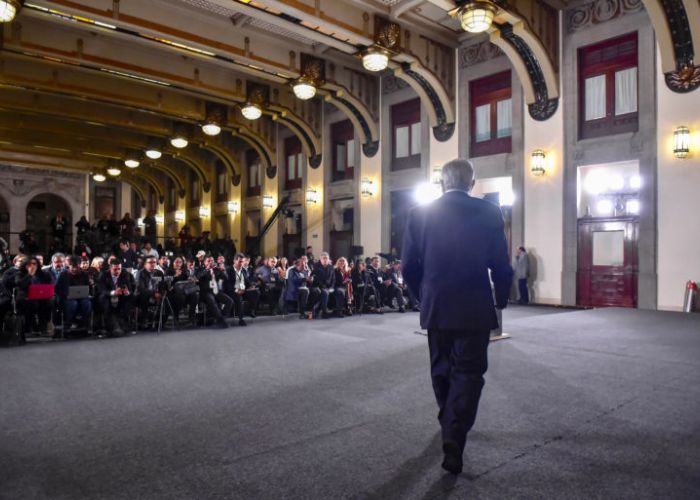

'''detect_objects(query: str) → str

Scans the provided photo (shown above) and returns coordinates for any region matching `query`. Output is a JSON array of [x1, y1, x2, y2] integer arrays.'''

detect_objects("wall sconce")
[[155, 214, 164, 224], [361, 177, 375, 197], [673, 126, 690, 159], [262, 195, 275, 209], [198, 206, 211, 218], [431, 167, 442, 185], [227, 200, 240, 214], [531, 149, 546, 176], [175, 210, 185, 222], [306, 188, 320, 204]]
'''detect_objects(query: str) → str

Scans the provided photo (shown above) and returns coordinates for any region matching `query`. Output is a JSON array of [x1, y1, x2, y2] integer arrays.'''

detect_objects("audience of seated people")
[[0, 219, 420, 343]]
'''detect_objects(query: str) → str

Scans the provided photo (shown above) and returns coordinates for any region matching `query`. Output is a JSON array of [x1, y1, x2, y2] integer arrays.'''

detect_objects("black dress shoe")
[[441, 441, 463, 475], [238, 319, 247, 327]]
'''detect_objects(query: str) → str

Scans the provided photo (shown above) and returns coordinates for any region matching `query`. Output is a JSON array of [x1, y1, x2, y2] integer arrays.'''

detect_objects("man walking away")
[[402, 158, 513, 475]]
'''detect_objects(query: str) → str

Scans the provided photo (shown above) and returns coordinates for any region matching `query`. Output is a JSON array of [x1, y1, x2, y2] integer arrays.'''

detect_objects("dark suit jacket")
[[402, 191, 513, 331], [96, 270, 135, 302], [312, 263, 335, 289]]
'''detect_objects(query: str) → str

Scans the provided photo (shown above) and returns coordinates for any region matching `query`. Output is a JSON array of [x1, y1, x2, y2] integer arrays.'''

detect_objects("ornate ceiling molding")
[[640, 0, 700, 93], [459, 40, 505, 69], [567, 0, 644, 33]]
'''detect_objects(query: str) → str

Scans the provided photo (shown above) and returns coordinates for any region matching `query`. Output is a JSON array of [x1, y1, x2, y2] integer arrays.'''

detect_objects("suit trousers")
[[518, 278, 529, 304], [427, 328, 490, 453]]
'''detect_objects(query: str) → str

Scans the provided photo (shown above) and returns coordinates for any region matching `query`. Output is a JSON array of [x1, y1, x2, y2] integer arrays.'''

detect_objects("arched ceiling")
[[1, 0, 696, 192]]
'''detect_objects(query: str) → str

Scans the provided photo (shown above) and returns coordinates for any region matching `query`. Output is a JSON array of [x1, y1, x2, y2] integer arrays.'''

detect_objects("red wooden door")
[[577, 217, 638, 308]]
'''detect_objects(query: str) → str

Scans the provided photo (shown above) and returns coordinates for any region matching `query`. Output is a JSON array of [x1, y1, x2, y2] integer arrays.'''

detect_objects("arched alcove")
[[26, 193, 72, 254]]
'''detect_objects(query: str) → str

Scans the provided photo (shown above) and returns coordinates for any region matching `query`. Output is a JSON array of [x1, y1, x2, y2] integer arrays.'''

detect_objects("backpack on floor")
[[0, 311, 25, 347]]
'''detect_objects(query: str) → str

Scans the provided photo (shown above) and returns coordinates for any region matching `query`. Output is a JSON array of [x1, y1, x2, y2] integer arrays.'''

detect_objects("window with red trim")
[[285, 136, 303, 191], [391, 98, 421, 171], [578, 32, 638, 139], [246, 149, 261, 198], [189, 171, 200, 208], [215, 160, 227, 202], [166, 177, 176, 212], [470, 71, 512, 157], [331, 119, 355, 182]]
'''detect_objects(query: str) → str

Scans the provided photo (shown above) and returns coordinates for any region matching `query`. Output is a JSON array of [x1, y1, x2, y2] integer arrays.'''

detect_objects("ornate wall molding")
[[459, 41, 505, 69], [567, 0, 645, 33], [382, 75, 410, 95]]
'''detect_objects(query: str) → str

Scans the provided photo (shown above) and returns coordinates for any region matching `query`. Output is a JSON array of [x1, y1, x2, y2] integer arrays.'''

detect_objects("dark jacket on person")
[[223, 265, 254, 296], [383, 268, 406, 288], [96, 270, 135, 301], [135, 268, 165, 296], [15, 268, 52, 302], [284, 267, 310, 302], [312, 263, 335, 290], [119, 249, 138, 270], [195, 266, 227, 295], [401, 190, 513, 331], [367, 265, 385, 289], [55, 270, 90, 302], [143, 216, 157, 238]]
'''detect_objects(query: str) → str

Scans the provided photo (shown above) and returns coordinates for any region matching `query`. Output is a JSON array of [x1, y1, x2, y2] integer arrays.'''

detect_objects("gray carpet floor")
[[1, 306, 699, 499]]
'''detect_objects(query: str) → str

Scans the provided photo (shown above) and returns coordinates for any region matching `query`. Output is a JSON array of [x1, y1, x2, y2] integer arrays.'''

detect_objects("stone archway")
[[26, 193, 73, 255]]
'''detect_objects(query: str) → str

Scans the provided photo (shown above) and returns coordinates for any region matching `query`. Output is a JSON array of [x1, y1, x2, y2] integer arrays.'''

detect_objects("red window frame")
[[215, 160, 227, 203], [469, 70, 512, 158], [391, 98, 421, 171], [578, 32, 638, 139], [284, 136, 303, 191], [166, 177, 176, 212], [246, 149, 261, 198], [189, 172, 200, 208], [331, 119, 355, 182]]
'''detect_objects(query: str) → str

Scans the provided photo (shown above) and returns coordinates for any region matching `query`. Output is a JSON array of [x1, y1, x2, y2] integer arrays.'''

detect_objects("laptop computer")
[[67, 286, 90, 300], [27, 284, 55, 300]]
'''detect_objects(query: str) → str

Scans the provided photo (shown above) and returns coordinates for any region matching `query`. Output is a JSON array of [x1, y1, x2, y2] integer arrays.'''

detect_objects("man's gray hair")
[[51, 252, 65, 263], [441, 158, 475, 192], [319, 252, 330, 258]]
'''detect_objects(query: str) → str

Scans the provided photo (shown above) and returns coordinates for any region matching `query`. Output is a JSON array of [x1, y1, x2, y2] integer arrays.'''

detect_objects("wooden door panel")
[[577, 217, 638, 308]]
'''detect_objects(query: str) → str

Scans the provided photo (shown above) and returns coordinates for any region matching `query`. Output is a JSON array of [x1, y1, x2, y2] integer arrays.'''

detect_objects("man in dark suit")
[[402, 158, 513, 475], [96, 258, 136, 336]]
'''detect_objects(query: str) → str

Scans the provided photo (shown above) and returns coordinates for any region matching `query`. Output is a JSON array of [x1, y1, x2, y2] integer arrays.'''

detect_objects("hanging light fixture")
[[107, 165, 121, 177], [362, 47, 390, 72], [531, 149, 546, 176], [170, 135, 188, 149], [0, 0, 22, 23], [124, 158, 140, 169], [145, 148, 162, 159], [92, 172, 106, 182], [673, 126, 690, 159], [458, 1, 497, 34], [202, 103, 225, 136], [201, 119, 222, 136], [292, 78, 317, 100], [170, 124, 190, 149], [241, 102, 262, 121]]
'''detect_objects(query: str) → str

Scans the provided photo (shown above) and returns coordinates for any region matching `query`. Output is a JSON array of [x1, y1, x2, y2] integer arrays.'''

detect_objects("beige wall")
[[523, 99, 564, 305], [359, 144, 382, 256], [656, 50, 700, 311]]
